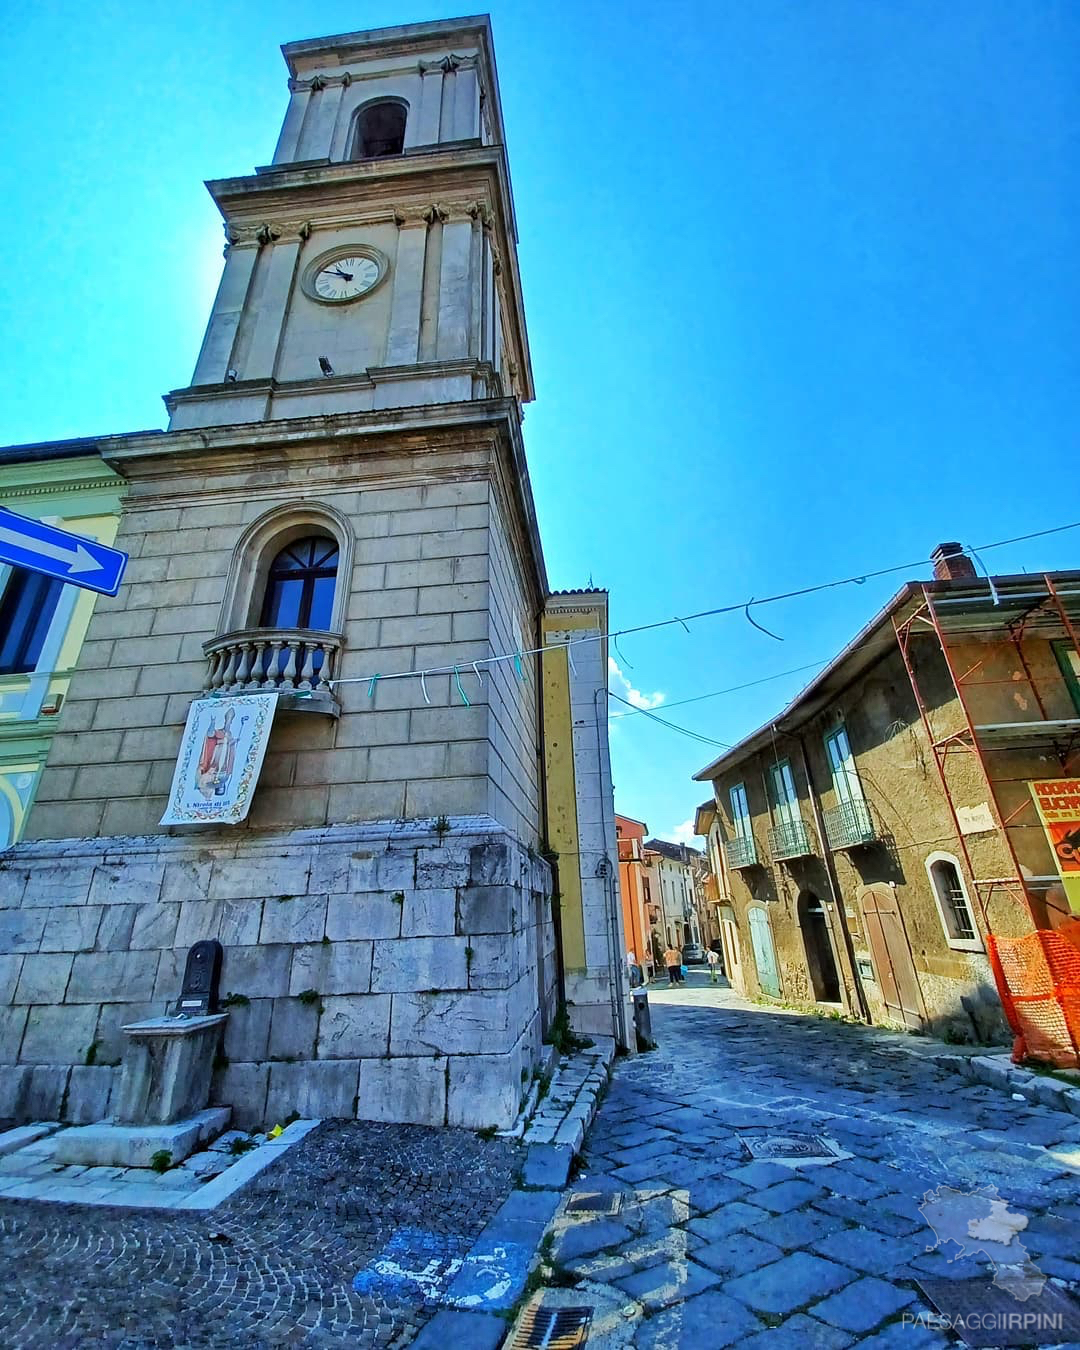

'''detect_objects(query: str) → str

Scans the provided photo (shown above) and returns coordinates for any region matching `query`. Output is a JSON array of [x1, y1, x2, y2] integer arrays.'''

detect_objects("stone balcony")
[[202, 627, 342, 715]]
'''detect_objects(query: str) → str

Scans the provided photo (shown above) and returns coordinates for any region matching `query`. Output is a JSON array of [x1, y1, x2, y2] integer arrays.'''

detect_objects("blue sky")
[[2, 1, 1077, 844]]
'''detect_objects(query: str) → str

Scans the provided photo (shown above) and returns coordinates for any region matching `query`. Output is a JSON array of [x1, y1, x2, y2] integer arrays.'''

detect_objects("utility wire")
[[609, 659, 831, 719], [328, 517, 1080, 691], [608, 691, 734, 748]]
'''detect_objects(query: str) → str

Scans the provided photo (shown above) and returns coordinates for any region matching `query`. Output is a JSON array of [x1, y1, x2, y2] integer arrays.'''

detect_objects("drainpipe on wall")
[[536, 620, 566, 1020], [796, 733, 871, 1023], [595, 687, 630, 1051]]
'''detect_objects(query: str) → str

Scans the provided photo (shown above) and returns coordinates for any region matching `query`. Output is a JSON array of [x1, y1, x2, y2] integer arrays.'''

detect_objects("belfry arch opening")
[[352, 101, 407, 158]]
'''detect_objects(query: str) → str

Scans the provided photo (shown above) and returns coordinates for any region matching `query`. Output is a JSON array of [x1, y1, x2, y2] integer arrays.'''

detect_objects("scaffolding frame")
[[893, 572, 1080, 938]]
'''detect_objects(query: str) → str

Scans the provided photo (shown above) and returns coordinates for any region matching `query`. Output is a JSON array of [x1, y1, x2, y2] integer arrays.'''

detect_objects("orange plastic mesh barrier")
[[987, 930, 1080, 1068]]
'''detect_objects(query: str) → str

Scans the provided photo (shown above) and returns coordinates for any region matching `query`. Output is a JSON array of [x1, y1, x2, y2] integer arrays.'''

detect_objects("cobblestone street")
[[546, 977, 1080, 1348], [0, 1120, 519, 1349]]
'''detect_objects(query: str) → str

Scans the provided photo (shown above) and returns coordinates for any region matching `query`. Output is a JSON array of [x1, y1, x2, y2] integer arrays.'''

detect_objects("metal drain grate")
[[567, 1191, 623, 1216], [741, 1134, 842, 1161], [917, 1277, 1080, 1347], [512, 1305, 592, 1349]]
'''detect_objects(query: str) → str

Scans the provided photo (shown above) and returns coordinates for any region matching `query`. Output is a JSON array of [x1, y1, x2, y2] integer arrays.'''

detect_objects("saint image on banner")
[[196, 706, 246, 799], [161, 692, 278, 826]]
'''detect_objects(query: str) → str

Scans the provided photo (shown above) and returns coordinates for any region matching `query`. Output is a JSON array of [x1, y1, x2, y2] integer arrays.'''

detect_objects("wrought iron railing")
[[203, 627, 343, 699], [823, 799, 878, 849], [768, 819, 813, 860], [724, 835, 758, 869]]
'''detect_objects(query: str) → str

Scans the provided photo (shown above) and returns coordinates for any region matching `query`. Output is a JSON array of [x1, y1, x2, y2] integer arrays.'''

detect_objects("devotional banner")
[[160, 693, 279, 826], [1030, 778, 1080, 914]]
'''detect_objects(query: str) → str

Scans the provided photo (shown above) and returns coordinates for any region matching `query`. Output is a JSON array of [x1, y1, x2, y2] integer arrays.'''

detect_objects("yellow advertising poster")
[[1030, 779, 1080, 914]]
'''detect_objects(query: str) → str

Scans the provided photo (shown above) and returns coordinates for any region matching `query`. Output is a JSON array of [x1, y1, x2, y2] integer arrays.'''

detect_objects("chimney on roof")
[[931, 541, 977, 581]]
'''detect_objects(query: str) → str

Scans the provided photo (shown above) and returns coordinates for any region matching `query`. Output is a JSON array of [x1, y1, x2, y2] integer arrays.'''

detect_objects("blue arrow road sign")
[[0, 507, 128, 597]]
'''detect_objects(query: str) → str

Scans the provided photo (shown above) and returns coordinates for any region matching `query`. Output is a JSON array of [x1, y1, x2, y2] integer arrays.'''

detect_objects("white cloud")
[[656, 817, 697, 846], [608, 656, 665, 710]]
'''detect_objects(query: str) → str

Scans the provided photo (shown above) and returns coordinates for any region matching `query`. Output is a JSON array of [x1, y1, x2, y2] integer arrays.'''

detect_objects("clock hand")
[[328, 268, 354, 281]]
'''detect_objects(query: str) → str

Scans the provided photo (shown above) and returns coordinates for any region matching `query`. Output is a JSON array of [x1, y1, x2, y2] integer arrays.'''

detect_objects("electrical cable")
[[608, 659, 831, 718], [326, 517, 1080, 693], [608, 691, 734, 748]]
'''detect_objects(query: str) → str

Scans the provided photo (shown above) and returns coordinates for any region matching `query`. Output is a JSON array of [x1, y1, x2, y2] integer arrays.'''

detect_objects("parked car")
[[681, 942, 707, 965]]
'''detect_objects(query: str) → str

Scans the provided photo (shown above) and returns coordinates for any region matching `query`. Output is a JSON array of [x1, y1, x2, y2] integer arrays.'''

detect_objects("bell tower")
[[0, 16, 628, 1135], [167, 16, 532, 429]]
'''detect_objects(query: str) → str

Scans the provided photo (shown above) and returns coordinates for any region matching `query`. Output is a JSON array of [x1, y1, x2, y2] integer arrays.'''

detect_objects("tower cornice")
[[204, 146, 533, 403]]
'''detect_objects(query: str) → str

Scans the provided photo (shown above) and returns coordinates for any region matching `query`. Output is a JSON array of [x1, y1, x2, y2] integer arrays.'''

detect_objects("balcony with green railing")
[[724, 835, 759, 869], [768, 818, 814, 860], [823, 798, 878, 849]]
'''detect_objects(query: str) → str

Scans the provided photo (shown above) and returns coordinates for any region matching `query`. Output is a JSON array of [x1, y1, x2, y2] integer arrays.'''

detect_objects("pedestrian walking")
[[663, 945, 682, 985], [706, 947, 720, 984]]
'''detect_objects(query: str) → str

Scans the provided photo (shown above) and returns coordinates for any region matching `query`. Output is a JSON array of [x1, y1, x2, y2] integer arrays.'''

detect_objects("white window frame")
[[729, 782, 752, 841], [924, 851, 983, 952], [767, 759, 799, 829], [824, 723, 865, 805]]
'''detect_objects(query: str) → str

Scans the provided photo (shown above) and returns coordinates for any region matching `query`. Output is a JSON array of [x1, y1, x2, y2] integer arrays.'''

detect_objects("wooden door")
[[860, 884, 924, 1029], [748, 906, 781, 998]]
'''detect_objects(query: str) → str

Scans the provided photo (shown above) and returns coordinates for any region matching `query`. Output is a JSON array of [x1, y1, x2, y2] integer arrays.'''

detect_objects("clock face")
[[312, 254, 381, 303]]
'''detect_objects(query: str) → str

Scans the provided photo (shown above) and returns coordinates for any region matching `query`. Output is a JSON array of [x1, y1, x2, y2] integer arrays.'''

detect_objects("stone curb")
[[0, 1122, 58, 1157], [0, 1118, 321, 1211], [523, 1040, 614, 1150], [518, 1040, 614, 1190], [925, 1049, 1080, 1115]]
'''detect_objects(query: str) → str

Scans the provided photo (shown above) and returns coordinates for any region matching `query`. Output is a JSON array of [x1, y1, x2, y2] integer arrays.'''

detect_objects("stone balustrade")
[[202, 627, 343, 702]]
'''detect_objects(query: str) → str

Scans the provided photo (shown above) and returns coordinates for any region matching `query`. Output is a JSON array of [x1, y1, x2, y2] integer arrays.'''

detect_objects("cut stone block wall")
[[27, 435, 543, 849], [0, 819, 555, 1131]]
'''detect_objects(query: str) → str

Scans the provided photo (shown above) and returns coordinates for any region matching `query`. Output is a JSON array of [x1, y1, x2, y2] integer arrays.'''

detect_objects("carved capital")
[[423, 203, 449, 226], [225, 219, 310, 249], [224, 221, 263, 247], [289, 73, 347, 93], [276, 218, 313, 242], [468, 201, 493, 229], [441, 200, 477, 224], [393, 206, 428, 228], [418, 52, 478, 75]]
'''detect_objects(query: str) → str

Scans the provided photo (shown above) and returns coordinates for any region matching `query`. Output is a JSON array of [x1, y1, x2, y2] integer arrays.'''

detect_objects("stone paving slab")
[[632, 1288, 763, 1348], [523, 978, 1080, 1347], [811, 1274, 915, 1333]]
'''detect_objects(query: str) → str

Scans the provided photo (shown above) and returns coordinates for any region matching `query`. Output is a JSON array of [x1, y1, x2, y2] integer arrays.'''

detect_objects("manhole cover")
[[567, 1191, 623, 1216], [917, 1277, 1080, 1346], [742, 1134, 842, 1161], [512, 1304, 592, 1349]]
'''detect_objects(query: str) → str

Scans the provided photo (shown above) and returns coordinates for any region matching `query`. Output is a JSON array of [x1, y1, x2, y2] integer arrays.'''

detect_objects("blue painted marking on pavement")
[[441, 1235, 532, 1311], [352, 1227, 464, 1301], [0, 507, 128, 597]]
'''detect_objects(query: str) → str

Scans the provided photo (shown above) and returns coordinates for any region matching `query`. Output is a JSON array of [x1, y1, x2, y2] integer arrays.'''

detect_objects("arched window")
[[260, 537, 339, 631], [352, 101, 406, 159], [925, 852, 981, 950]]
